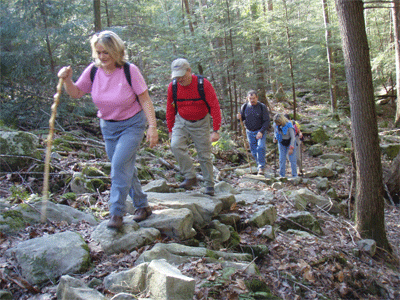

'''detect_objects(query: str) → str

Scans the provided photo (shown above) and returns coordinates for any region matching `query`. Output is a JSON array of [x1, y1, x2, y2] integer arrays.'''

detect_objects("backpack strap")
[[123, 62, 139, 102], [196, 75, 210, 114], [172, 78, 178, 115], [123, 62, 132, 87], [90, 62, 138, 101], [171, 75, 210, 115], [243, 103, 248, 115], [90, 65, 98, 83], [90, 63, 132, 87]]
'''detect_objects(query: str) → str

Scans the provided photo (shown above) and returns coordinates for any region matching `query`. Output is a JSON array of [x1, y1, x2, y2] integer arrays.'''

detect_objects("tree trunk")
[[93, 0, 102, 32], [182, 0, 194, 34], [322, 0, 338, 112], [225, 0, 238, 132], [267, 0, 273, 11], [393, 0, 400, 127], [251, 3, 267, 108], [335, 0, 391, 252], [105, 0, 111, 27], [224, 30, 234, 131], [283, 0, 297, 120], [39, 0, 55, 75]]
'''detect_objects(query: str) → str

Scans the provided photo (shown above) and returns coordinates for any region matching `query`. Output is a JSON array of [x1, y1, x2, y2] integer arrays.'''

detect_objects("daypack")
[[242, 102, 265, 115], [291, 120, 300, 136], [172, 75, 210, 115], [90, 62, 139, 102]]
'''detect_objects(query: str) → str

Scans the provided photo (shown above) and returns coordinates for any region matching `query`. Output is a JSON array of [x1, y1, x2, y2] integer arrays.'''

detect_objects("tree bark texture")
[[93, 0, 102, 32], [251, 3, 267, 107], [335, 0, 391, 251], [393, 0, 400, 127], [182, 0, 194, 34], [322, 0, 338, 112], [39, 0, 55, 75], [283, 0, 297, 120]]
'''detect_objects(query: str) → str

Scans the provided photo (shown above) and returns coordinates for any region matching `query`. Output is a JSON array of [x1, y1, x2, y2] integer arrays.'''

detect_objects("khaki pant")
[[171, 114, 214, 188]]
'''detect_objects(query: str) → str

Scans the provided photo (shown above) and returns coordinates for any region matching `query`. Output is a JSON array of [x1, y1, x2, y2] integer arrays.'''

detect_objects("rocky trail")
[[1, 98, 399, 300]]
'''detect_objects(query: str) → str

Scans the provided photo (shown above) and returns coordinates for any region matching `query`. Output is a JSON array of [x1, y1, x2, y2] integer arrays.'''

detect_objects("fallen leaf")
[[336, 270, 344, 282], [303, 269, 315, 283], [236, 279, 247, 290]]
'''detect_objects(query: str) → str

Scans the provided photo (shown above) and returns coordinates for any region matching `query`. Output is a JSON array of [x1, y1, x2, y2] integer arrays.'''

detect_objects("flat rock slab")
[[91, 217, 160, 254]]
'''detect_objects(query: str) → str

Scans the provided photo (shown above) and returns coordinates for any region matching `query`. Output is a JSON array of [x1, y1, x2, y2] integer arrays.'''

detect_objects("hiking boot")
[[107, 215, 123, 229], [179, 177, 197, 189], [132, 207, 152, 222], [257, 168, 265, 176], [202, 187, 215, 196]]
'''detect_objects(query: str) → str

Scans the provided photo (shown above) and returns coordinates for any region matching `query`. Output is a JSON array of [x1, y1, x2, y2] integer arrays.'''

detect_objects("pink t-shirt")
[[75, 63, 147, 120]]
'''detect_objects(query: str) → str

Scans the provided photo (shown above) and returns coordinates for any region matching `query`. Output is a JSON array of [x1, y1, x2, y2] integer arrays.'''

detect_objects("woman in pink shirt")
[[58, 31, 158, 229]]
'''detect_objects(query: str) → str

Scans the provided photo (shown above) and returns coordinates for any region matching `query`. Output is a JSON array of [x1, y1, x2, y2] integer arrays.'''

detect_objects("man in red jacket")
[[166, 58, 221, 196]]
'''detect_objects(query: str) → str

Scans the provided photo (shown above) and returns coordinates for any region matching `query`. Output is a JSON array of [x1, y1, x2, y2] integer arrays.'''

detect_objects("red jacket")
[[166, 74, 221, 132]]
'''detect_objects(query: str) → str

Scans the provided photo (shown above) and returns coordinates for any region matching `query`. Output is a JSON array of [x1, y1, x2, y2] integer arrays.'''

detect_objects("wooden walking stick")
[[239, 118, 252, 172], [41, 77, 64, 223]]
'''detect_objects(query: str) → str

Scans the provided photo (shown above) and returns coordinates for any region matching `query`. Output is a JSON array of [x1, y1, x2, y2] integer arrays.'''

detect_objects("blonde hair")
[[90, 31, 127, 67], [273, 113, 289, 126]]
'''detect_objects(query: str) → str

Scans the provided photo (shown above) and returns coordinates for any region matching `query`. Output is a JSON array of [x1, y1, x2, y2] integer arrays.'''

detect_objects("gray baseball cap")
[[171, 58, 190, 78]]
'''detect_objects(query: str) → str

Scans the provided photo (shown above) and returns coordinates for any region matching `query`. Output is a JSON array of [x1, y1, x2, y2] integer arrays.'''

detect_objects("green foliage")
[[212, 131, 237, 151], [0, 0, 395, 131], [0, 210, 26, 231], [61, 192, 77, 201], [7, 185, 29, 203]]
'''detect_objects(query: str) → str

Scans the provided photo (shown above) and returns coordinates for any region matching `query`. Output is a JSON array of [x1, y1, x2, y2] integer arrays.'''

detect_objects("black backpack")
[[172, 75, 210, 115], [90, 62, 139, 101]]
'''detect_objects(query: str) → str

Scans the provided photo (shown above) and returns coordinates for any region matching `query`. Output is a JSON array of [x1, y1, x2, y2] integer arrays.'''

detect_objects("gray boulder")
[[216, 213, 241, 226], [91, 217, 160, 254], [147, 259, 195, 300], [277, 211, 324, 236], [214, 181, 240, 194], [316, 177, 330, 190], [308, 144, 323, 157], [215, 193, 236, 210], [103, 263, 148, 294], [208, 220, 231, 243], [135, 243, 252, 267], [311, 127, 329, 144], [0, 200, 97, 234], [6, 231, 90, 285], [142, 179, 172, 193], [249, 204, 277, 227], [56, 275, 106, 300], [0, 130, 41, 171], [235, 189, 274, 206], [356, 239, 377, 257], [140, 208, 196, 240], [146, 192, 223, 228], [289, 188, 333, 211]]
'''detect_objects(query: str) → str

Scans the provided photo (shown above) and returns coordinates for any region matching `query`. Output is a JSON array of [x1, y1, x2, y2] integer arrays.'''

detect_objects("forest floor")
[[0, 96, 399, 299]]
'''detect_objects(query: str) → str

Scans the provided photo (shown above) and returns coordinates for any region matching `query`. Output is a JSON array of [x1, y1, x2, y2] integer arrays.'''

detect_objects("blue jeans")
[[100, 111, 149, 217], [246, 129, 267, 170], [278, 141, 297, 177]]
